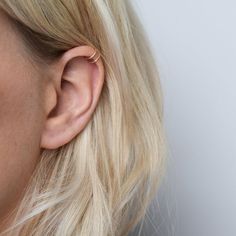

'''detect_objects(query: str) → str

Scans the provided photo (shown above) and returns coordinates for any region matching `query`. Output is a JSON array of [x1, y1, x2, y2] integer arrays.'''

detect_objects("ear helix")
[[87, 49, 101, 63]]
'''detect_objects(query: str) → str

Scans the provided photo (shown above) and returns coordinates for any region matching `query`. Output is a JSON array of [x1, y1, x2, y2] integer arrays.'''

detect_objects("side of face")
[[0, 11, 47, 226]]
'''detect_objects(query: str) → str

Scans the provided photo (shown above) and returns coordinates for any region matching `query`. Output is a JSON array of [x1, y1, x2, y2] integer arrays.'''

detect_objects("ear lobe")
[[40, 45, 104, 150]]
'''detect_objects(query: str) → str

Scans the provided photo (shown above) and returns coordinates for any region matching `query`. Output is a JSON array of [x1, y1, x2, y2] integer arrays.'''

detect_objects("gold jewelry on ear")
[[87, 49, 101, 63]]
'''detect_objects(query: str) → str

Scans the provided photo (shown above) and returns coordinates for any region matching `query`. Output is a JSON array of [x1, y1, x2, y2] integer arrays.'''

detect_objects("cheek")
[[0, 63, 44, 218]]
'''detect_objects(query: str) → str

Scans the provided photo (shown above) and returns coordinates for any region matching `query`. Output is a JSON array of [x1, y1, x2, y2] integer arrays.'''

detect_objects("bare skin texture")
[[0, 11, 105, 232]]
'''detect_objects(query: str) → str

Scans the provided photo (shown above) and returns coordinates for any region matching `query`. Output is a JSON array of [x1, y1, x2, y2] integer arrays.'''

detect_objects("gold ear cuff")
[[87, 49, 101, 63]]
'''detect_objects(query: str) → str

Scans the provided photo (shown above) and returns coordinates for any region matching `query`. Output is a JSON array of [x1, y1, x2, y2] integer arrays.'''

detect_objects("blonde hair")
[[0, 1, 167, 235]]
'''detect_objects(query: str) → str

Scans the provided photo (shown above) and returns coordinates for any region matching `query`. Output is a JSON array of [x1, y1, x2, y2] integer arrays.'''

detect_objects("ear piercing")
[[87, 49, 101, 63]]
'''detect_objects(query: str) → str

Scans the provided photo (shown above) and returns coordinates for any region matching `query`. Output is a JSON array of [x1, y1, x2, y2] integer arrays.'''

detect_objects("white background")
[[132, 0, 236, 235]]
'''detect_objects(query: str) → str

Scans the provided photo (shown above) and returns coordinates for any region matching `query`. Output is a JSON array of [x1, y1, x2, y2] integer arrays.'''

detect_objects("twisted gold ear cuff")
[[87, 49, 101, 63]]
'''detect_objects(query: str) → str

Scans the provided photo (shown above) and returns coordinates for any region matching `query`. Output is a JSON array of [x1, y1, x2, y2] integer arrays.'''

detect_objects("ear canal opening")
[[47, 92, 60, 118]]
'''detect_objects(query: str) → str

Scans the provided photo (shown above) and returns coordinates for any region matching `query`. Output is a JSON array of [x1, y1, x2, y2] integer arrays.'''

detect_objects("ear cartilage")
[[87, 50, 101, 63]]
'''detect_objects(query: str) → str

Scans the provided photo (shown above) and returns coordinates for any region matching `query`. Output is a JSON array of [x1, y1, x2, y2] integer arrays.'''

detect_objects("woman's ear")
[[40, 45, 105, 149]]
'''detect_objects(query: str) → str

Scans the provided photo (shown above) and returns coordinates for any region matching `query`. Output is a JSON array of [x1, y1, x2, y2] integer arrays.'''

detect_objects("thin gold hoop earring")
[[87, 49, 101, 63]]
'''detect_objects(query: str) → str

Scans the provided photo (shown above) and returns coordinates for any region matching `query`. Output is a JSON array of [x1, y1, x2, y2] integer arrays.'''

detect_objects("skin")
[[0, 11, 105, 232]]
